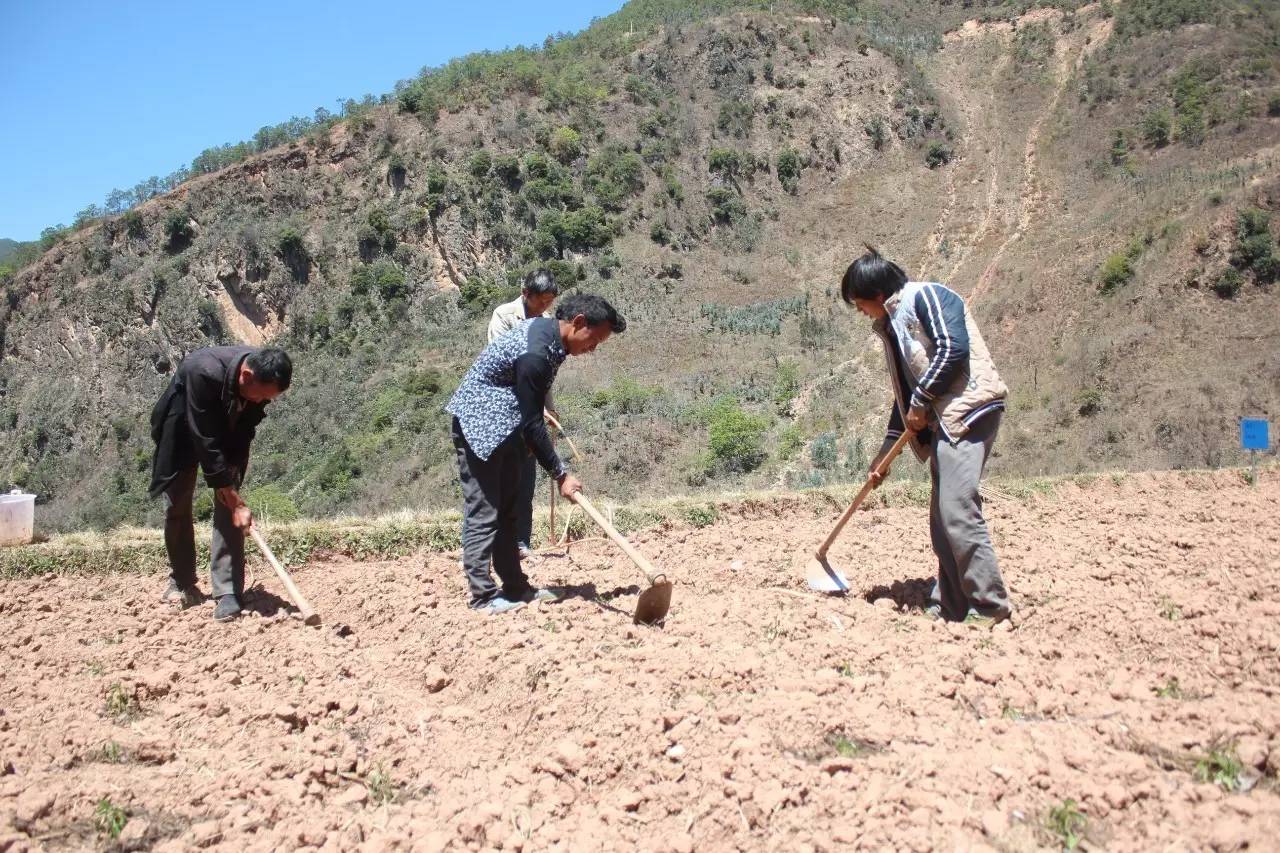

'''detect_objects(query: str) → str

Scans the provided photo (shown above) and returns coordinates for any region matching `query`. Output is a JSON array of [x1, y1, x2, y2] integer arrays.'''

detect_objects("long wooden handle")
[[249, 527, 320, 626], [570, 492, 662, 585], [815, 431, 915, 560], [544, 412, 582, 462]]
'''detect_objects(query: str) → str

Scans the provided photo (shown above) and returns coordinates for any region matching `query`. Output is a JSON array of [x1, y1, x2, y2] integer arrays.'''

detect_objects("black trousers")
[[162, 466, 244, 599], [452, 418, 533, 607]]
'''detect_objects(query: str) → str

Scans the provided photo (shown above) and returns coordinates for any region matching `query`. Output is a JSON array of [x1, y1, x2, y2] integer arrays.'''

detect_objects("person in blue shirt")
[[446, 292, 626, 614]]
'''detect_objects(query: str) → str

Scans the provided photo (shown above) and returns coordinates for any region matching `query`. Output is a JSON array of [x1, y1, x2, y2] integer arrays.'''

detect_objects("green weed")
[[1154, 677, 1184, 699], [104, 683, 140, 722], [1045, 799, 1087, 850], [93, 798, 128, 839], [1194, 744, 1243, 791], [365, 764, 399, 805]]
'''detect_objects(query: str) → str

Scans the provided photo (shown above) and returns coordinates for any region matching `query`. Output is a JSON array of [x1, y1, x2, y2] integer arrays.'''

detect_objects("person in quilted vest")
[[840, 246, 1012, 624]]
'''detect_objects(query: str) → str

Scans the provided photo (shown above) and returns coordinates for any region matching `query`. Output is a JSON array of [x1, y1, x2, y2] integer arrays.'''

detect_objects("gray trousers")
[[452, 418, 533, 608], [163, 466, 244, 599], [928, 413, 1010, 620], [516, 453, 536, 550]]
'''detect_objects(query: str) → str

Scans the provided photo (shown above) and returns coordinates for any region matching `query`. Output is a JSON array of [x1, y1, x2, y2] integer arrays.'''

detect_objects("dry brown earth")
[[1, 469, 1278, 851]]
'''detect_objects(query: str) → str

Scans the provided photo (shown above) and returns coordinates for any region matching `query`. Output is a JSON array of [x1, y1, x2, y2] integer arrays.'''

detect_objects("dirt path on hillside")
[[1, 469, 1278, 851]]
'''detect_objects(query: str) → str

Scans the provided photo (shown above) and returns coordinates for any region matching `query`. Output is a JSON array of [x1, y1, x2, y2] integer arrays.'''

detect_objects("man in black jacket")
[[446, 292, 624, 614], [149, 346, 292, 621]]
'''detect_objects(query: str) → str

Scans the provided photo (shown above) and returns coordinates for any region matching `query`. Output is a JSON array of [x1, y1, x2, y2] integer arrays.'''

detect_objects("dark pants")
[[928, 413, 1010, 620], [163, 466, 244, 599], [452, 418, 533, 608], [516, 453, 536, 550]]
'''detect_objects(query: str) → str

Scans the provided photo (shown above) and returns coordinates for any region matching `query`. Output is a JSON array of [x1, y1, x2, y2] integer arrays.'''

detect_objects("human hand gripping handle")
[[215, 486, 254, 530]]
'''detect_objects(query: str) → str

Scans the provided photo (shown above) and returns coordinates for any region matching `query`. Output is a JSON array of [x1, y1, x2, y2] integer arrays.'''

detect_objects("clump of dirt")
[[1, 469, 1277, 850]]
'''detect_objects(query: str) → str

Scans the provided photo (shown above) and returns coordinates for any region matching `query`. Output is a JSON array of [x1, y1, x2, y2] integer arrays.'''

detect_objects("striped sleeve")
[[911, 284, 970, 409]]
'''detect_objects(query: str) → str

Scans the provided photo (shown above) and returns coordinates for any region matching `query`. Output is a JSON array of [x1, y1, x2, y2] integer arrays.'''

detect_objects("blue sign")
[[1241, 418, 1270, 451]]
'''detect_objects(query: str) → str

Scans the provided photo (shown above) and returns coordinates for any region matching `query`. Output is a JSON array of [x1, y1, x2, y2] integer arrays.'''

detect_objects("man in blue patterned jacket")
[[446, 291, 626, 614]]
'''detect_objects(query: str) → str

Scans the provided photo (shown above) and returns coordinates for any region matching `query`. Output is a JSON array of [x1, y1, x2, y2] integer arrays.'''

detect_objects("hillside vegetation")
[[1, 0, 1278, 532]]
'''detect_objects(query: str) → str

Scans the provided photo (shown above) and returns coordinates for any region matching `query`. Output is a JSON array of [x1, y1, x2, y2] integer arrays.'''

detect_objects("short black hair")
[[247, 348, 293, 391], [840, 245, 909, 304], [555, 292, 627, 333], [523, 268, 559, 296]]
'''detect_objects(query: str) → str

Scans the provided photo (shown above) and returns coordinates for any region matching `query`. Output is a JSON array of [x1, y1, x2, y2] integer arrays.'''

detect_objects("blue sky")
[[0, 0, 626, 241]]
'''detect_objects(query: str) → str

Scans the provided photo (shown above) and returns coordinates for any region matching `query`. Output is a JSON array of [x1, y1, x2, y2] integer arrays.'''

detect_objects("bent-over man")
[[149, 346, 292, 621], [447, 292, 625, 614]]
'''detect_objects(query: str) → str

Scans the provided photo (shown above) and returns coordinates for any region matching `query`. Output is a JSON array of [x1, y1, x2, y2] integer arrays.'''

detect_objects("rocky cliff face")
[[2, 1, 1277, 531]]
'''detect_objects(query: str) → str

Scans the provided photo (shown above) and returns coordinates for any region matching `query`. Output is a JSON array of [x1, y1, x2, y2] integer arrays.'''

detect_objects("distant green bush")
[[925, 142, 952, 169], [716, 99, 755, 138], [163, 211, 194, 252], [493, 154, 521, 186], [585, 146, 644, 210], [121, 209, 145, 239], [549, 126, 582, 163], [243, 484, 300, 522], [707, 399, 768, 474], [1212, 266, 1243, 298], [1098, 238, 1145, 294], [1232, 207, 1278, 282], [1114, 0, 1218, 39], [864, 116, 887, 151], [1140, 108, 1172, 148], [467, 149, 492, 178], [776, 148, 803, 193], [706, 187, 746, 225]]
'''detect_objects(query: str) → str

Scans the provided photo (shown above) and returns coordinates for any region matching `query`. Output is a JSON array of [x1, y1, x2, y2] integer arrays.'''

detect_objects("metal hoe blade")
[[805, 555, 850, 594], [633, 576, 673, 625]]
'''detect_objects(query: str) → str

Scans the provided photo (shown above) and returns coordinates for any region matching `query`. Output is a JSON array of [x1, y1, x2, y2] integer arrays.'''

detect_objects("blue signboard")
[[1241, 418, 1270, 451]]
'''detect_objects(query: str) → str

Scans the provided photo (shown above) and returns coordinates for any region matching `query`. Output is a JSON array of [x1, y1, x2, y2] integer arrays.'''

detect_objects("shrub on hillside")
[[707, 399, 768, 474], [549, 127, 582, 163], [493, 154, 521, 187], [1141, 108, 1172, 148], [1098, 238, 1145, 294], [716, 99, 755, 138], [121, 209, 146, 239], [776, 148, 803, 193], [585, 146, 644, 210], [864, 116, 887, 151], [925, 142, 952, 169], [163, 211, 194, 253], [1211, 266, 1243, 298], [467, 150, 492, 178], [706, 188, 746, 225], [243, 484, 300, 522]]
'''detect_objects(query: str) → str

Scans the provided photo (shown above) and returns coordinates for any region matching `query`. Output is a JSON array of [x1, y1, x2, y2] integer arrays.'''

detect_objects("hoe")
[[805, 431, 914, 594]]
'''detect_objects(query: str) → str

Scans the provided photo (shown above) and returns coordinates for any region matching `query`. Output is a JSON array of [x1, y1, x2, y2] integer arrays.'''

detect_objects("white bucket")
[[0, 489, 35, 547]]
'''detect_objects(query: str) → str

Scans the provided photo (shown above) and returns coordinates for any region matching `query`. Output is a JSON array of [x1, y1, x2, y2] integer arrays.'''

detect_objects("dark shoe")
[[162, 579, 204, 609], [478, 596, 526, 615], [213, 594, 242, 622], [517, 544, 532, 560]]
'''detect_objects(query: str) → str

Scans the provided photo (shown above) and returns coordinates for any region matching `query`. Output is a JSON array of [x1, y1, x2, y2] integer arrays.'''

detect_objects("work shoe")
[[162, 579, 204, 609], [521, 587, 559, 604], [517, 544, 533, 560], [213, 594, 242, 622], [963, 607, 1012, 627], [479, 596, 526, 615]]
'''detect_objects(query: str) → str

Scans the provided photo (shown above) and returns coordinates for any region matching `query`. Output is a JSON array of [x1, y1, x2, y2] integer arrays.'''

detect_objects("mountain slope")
[[1, 0, 1278, 531]]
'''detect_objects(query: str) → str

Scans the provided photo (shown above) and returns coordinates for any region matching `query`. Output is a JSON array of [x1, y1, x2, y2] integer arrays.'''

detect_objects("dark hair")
[[555, 292, 627, 333], [247, 348, 293, 391], [523, 268, 559, 296], [840, 245, 909, 304]]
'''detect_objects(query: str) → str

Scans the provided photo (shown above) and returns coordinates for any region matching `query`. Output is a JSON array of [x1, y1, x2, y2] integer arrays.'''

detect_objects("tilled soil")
[[2, 469, 1278, 852]]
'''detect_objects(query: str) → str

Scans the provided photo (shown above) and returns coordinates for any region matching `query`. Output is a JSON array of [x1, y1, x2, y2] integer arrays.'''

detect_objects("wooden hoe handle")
[[815, 431, 915, 560], [570, 492, 663, 585], [544, 412, 582, 462], [249, 527, 320, 626]]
